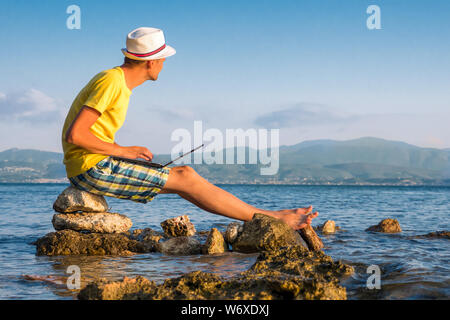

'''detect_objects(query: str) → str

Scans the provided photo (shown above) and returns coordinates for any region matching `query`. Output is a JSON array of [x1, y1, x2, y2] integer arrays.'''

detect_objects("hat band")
[[126, 44, 166, 57]]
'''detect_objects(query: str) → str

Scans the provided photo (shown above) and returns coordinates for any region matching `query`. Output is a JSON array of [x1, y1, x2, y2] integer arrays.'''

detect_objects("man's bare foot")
[[271, 206, 319, 230]]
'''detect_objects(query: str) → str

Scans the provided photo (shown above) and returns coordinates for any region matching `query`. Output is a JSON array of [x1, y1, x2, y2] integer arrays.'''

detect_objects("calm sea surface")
[[0, 183, 448, 300]]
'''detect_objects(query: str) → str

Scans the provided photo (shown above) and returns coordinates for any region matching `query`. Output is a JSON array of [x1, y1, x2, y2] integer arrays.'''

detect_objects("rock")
[[299, 225, 324, 251], [412, 230, 450, 239], [249, 245, 354, 279], [79, 246, 353, 300], [79, 276, 156, 300], [202, 228, 228, 254], [232, 213, 308, 253], [160, 215, 196, 237], [156, 236, 202, 255], [52, 212, 132, 234], [34, 230, 150, 256], [366, 218, 402, 233], [224, 222, 243, 244], [319, 220, 336, 234], [53, 186, 108, 213], [130, 228, 165, 252]]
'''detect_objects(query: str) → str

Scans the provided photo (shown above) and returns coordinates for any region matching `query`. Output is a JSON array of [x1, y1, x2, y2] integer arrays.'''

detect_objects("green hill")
[[1, 137, 449, 185]]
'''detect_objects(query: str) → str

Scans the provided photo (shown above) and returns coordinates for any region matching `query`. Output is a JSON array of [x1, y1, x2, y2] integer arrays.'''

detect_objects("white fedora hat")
[[121, 27, 176, 60]]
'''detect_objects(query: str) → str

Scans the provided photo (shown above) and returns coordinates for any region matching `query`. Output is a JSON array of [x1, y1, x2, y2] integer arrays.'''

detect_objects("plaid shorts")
[[69, 157, 171, 203]]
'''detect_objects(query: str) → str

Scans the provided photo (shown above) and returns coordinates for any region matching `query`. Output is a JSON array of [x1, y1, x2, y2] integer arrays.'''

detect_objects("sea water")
[[0, 183, 448, 299]]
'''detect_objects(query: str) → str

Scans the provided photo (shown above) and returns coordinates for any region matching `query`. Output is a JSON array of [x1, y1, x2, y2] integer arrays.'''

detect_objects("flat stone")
[[202, 228, 228, 254], [224, 222, 243, 244], [232, 213, 308, 253], [34, 230, 149, 256], [299, 225, 324, 251], [79, 276, 156, 300], [53, 186, 108, 213], [156, 236, 202, 255], [52, 212, 132, 234], [366, 218, 402, 233], [160, 215, 196, 237]]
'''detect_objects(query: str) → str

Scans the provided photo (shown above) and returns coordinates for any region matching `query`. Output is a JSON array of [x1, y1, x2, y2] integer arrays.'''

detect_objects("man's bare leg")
[[160, 166, 318, 230]]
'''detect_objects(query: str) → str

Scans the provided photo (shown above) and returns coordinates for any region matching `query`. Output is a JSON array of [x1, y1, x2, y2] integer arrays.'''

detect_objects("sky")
[[0, 0, 449, 153]]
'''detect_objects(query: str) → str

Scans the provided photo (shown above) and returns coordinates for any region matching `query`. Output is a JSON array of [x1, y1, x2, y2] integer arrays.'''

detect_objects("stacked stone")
[[52, 186, 132, 234], [34, 186, 146, 256]]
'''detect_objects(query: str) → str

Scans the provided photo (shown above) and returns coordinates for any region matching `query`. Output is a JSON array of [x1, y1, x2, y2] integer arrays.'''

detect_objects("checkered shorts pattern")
[[69, 156, 171, 203]]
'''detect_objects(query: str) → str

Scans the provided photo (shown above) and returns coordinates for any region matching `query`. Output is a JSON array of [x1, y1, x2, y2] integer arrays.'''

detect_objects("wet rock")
[[366, 218, 402, 233], [319, 220, 336, 234], [78, 276, 156, 300], [412, 230, 450, 239], [160, 215, 196, 237], [52, 212, 132, 234], [202, 228, 228, 254], [34, 230, 149, 256], [130, 228, 165, 252], [249, 245, 354, 280], [156, 236, 202, 255], [79, 246, 353, 300], [53, 186, 108, 213], [224, 222, 243, 244], [232, 213, 308, 253], [299, 225, 324, 251]]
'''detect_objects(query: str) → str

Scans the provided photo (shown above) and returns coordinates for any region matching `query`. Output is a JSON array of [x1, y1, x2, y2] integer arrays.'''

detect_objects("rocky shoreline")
[[32, 186, 449, 300]]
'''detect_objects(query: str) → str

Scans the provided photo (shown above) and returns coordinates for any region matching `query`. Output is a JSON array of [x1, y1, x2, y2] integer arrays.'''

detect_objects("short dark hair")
[[123, 57, 146, 66]]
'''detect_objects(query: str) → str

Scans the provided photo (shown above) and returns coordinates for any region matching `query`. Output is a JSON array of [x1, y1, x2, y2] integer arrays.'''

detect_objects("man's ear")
[[146, 60, 153, 69]]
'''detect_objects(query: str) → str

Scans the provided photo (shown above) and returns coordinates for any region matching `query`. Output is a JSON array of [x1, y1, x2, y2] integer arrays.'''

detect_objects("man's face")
[[147, 58, 165, 80]]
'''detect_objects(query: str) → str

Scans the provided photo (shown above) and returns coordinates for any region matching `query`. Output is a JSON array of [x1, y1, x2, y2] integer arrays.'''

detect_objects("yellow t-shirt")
[[62, 67, 132, 178]]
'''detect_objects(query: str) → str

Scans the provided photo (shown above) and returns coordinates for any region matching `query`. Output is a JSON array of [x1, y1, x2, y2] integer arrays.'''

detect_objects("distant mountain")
[[0, 148, 65, 183], [1, 137, 449, 185]]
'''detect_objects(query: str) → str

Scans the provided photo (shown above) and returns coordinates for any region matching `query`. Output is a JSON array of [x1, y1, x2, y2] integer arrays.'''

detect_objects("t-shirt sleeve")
[[84, 73, 120, 114]]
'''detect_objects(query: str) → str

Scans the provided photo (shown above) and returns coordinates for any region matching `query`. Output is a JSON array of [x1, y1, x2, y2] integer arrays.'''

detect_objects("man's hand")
[[119, 146, 153, 161]]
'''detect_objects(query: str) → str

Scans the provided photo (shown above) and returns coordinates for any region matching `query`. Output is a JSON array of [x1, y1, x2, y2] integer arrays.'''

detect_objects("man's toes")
[[309, 211, 319, 218]]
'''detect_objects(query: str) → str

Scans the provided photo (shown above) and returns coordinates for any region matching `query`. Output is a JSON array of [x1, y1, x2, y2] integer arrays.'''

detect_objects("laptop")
[[111, 144, 204, 168]]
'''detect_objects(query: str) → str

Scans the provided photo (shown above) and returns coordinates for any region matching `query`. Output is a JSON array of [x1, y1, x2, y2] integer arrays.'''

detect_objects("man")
[[62, 27, 318, 229]]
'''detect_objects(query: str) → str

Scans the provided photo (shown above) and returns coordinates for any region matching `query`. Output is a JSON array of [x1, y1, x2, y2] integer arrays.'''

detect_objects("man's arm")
[[65, 106, 153, 160]]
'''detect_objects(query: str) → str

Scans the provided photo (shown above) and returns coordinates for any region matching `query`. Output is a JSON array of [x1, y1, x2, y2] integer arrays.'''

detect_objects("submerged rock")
[[53, 186, 108, 213], [156, 236, 202, 255], [412, 230, 450, 239], [34, 230, 149, 256], [52, 212, 132, 234], [224, 222, 243, 245], [366, 218, 402, 233], [232, 213, 308, 253], [299, 225, 324, 251], [202, 228, 228, 254], [160, 215, 196, 237], [78, 245, 353, 300]]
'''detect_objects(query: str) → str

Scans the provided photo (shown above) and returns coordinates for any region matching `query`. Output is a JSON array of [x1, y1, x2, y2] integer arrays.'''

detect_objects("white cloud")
[[0, 89, 64, 123]]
